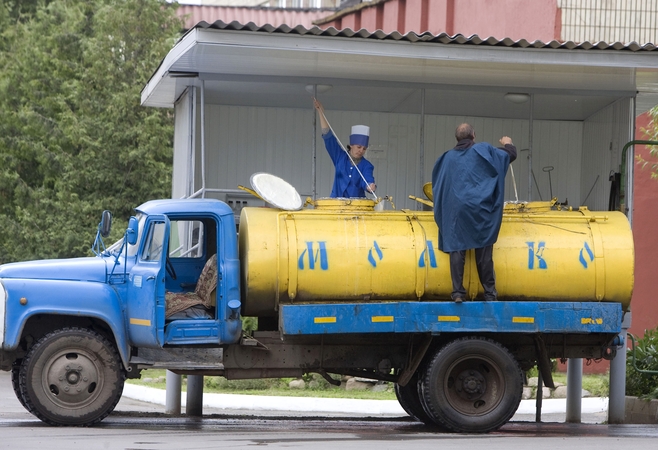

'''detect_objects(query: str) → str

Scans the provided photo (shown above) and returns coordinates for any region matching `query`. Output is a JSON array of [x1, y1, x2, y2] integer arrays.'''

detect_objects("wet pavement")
[[2, 370, 658, 449]]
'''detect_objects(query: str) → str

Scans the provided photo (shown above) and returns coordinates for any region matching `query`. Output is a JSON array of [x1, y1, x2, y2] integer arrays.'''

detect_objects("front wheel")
[[11, 360, 31, 412], [19, 327, 125, 426], [420, 337, 523, 433]]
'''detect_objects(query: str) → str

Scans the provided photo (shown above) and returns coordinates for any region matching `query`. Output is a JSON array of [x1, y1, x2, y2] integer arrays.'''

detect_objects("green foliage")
[[626, 328, 658, 399], [242, 317, 258, 335], [0, 0, 182, 263], [637, 107, 658, 180]]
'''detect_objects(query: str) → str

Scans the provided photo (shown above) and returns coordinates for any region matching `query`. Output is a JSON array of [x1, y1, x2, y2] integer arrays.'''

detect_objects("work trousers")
[[449, 245, 497, 301]]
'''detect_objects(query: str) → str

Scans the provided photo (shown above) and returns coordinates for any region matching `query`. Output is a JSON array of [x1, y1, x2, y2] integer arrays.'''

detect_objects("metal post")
[[165, 371, 182, 414], [535, 367, 543, 422], [527, 94, 534, 201], [419, 88, 426, 210], [186, 375, 204, 417], [200, 80, 207, 198], [609, 311, 631, 424], [312, 85, 317, 200], [566, 358, 583, 423]]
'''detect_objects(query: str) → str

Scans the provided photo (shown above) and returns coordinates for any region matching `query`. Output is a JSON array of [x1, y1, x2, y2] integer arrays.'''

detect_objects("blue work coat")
[[323, 131, 375, 198], [432, 140, 516, 252]]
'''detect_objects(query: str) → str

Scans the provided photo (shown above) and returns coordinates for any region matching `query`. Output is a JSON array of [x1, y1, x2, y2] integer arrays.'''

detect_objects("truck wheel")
[[394, 372, 435, 425], [11, 360, 32, 413], [420, 337, 523, 433], [19, 327, 125, 426]]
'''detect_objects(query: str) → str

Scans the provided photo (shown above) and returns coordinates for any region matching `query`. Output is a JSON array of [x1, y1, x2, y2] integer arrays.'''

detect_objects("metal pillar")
[[609, 311, 631, 424], [527, 94, 534, 201], [535, 368, 543, 422], [165, 371, 182, 414], [186, 375, 204, 416], [565, 358, 583, 423], [418, 88, 426, 210]]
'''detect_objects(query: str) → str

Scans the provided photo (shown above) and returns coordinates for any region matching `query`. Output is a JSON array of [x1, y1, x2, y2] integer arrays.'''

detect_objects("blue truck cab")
[[0, 199, 242, 426]]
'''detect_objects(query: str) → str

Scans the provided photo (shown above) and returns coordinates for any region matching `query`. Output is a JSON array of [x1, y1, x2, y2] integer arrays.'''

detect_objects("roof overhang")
[[142, 23, 658, 120]]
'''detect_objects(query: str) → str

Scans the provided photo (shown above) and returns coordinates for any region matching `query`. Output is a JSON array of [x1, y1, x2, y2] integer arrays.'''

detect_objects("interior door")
[[126, 214, 170, 347]]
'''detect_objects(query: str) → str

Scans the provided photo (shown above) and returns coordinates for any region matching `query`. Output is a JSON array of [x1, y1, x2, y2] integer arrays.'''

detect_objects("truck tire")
[[11, 360, 32, 413], [394, 372, 435, 425], [19, 327, 125, 426], [420, 336, 523, 433]]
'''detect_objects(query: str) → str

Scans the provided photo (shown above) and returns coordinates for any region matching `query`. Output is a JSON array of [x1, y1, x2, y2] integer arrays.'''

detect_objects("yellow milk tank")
[[238, 199, 634, 317]]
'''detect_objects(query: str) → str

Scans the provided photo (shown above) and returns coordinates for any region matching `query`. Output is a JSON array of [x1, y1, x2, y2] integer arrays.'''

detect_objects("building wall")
[[191, 104, 608, 212], [580, 99, 633, 211], [319, 0, 560, 41], [630, 112, 658, 337], [559, 0, 658, 45]]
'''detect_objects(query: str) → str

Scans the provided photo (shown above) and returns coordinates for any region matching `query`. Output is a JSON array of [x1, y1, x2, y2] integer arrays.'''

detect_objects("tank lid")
[[313, 198, 376, 211], [250, 172, 303, 211]]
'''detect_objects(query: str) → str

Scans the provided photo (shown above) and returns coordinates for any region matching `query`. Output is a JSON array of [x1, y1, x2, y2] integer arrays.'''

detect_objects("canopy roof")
[[142, 21, 658, 120]]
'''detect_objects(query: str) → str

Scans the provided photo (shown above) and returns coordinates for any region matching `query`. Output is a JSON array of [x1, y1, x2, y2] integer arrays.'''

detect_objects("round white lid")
[[250, 172, 303, 211]]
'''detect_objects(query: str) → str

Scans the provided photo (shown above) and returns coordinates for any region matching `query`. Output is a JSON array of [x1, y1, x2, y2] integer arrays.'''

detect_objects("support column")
[[609, 312, 631, 424], [165, 371, 182, 414], [565, 358, 583, 423], [186, 375, 204, 417]]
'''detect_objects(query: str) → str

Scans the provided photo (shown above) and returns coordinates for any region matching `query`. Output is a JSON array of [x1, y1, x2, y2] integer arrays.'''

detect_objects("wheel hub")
[[457, 370, 486, 397], [46, 353, 99, 404]]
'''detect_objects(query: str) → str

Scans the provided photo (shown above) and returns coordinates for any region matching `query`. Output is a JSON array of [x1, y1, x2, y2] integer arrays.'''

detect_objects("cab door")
[[126, 215, 170, 347]]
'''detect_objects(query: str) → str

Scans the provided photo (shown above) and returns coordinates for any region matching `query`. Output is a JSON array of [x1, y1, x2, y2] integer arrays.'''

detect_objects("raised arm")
[[498, 136, 517, 163], [313, 98, 330, 132]]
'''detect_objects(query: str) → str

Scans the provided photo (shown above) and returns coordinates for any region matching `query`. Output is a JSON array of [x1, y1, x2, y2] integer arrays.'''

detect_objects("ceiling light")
[[305, 84, 333, 94], [504, 93, 531, 104]]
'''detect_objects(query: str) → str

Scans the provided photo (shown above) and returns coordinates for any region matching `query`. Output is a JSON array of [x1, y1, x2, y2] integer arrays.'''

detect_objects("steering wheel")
[[166, 256, 177, 280]]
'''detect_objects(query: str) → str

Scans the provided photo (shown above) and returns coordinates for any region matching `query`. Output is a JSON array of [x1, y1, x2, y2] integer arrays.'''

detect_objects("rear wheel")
[[420, 337, 523, 433], [19, 327, 125, 426], [394, 372, 435, 425]]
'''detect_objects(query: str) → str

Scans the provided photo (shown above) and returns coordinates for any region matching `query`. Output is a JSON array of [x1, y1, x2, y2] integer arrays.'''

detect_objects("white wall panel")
[[172, 89, 194, 199], [580, 99, 633, 211], [186, 104, 626, 213], [424, 115, 582, 206]]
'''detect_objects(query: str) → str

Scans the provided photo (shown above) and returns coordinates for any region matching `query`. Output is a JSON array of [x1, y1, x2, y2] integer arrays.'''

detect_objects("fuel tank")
[[238, 199, 634, 317]]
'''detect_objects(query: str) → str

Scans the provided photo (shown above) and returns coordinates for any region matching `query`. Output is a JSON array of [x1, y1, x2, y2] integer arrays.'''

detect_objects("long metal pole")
[[609, 311, 631, 423], [165, 371, 182, 414], [565, 358, 583, 422], [186, 375, 204, 416], [528, 94, 534, 201], [200, 80, 207, 198], [419, 89, 426, 210], [312, 85, 317, 200]]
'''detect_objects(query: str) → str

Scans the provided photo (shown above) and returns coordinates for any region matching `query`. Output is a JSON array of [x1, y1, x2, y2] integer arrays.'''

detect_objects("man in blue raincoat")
[[432, 123, 517, 302]]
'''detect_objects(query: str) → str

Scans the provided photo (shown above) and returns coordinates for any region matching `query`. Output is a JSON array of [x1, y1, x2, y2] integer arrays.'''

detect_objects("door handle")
[[146, 276, 155, 281]]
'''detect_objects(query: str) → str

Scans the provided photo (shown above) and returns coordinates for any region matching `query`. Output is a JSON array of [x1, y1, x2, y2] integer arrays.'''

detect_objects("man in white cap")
[[313, 99, 376, 198]]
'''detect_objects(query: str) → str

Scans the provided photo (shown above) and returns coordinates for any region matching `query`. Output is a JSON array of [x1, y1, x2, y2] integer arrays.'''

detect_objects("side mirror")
[[100, 210, 112, 238], [126, 216, 139, 246]]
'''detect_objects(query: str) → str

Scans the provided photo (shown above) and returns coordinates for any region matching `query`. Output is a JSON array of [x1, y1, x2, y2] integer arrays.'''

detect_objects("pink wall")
[[630, 112, 658, 337], [320, 0, 560, 41]]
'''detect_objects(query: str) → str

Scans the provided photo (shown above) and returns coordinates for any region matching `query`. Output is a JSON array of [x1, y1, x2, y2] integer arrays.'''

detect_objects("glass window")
[[169, 220, 204, 258], [141, 222, 166, 262]]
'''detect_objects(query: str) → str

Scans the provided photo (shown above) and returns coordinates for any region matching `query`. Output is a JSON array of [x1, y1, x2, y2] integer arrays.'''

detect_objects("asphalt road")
[[1, 371, 658, 450]]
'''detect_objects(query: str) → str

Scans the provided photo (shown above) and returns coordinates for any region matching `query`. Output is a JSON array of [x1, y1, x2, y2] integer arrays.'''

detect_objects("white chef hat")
[[349, 125, 369, 147]]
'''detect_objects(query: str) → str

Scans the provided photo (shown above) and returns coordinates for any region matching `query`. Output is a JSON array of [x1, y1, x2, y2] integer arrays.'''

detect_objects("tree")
[[636, 107, 658, 181], [0, 0, 182, 263]]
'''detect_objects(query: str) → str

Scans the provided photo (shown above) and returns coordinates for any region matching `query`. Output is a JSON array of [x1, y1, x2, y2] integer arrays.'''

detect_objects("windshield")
[[105, 213, 147, 257]]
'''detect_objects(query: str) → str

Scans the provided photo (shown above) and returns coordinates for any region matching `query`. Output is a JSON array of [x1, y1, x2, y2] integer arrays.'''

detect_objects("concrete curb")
[[121, 383, 608, 417]]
